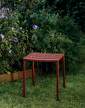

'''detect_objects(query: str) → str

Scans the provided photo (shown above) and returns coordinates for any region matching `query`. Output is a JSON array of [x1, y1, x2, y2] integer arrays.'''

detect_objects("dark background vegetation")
[[0, 0, 85, 74]]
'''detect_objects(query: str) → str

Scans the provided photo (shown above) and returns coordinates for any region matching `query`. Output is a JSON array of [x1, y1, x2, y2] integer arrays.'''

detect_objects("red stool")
[[22, 53, 66, 100]]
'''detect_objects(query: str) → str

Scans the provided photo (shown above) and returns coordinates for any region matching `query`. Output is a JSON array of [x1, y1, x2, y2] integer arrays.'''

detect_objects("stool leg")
[[50, 63, 52, 79], [22, 60, 26, 97], [37, 62, 39, 74], [32, 61, 35, 86], [56, 61, 60, 100], [62, 56, 66, 88]]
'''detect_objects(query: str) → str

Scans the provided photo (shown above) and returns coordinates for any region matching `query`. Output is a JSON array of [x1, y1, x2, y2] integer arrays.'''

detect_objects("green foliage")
[[0, 0, 82, 73], [0, 72, 85, 108], [46, 0, 85, 32], [30, 10, 80, 72], [0, 10, 30, 73]]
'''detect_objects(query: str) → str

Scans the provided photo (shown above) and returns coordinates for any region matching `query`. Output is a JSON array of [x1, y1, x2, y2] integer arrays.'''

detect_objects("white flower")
[[12, 27, 15, 31], [12, 37, 19, 43], [0, 14, 5, 19], [6, 8, 9, 11], [0, 34, 5, 39], [0, 7, 10, 19], [9, 50, 12, 54], [20, 27, 22, 30]]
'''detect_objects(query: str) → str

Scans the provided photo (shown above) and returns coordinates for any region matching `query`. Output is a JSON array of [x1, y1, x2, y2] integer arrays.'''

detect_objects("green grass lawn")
[[0, 66, 85, 108], [0, 36, 85, 108]]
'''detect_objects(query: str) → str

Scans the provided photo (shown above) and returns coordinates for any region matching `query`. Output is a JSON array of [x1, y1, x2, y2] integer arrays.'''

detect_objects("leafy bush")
[[30, 11, 80, 72], [0, 10, 30, 73], [0, 0, 81, 73], [46, 0, 85, 32]]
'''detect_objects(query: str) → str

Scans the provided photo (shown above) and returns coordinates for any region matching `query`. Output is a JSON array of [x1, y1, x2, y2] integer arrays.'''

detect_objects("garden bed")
[[0, 70, 32, 82]]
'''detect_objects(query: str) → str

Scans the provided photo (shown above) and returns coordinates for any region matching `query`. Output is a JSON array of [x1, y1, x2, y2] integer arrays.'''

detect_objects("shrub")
[[30, 11, 80, 72], [0, 1, 81, 74], [0, 10, 30, 73]]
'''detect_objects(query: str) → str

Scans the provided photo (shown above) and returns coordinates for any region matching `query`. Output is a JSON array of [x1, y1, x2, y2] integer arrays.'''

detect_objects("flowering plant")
[[32, 24, 39, 30], [0, 4, 81, 73]]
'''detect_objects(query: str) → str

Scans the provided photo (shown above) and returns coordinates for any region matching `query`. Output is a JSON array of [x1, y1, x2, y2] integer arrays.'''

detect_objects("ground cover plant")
[[0, 61, 85, 108]]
